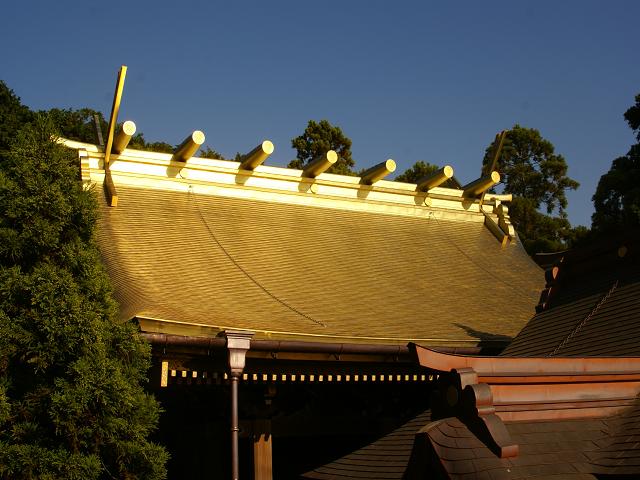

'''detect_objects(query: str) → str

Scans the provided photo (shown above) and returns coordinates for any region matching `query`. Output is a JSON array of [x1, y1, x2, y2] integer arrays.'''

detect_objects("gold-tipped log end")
[[303, 150, 338, 178], [112, 120, 137, 154], [239, 140, 275, 170], [173, 130, 206, 162], [463, 171, 500, 197], [360, 159, 396, 185], [416, 165, 454, 191]]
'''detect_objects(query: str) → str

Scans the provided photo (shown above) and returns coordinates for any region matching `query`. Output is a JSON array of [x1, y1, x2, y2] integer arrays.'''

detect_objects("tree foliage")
[[483, 125, 579, 215], [199, 146, 226, 160], [483, 125, 579, 254], [0, 81, 34, 155], [289, 120, 356, 175], [394, 161, 440, 183], [0, 114, 168, 478], [592, 93, 640, 233], [128, 132, 174, 154], [44, 108, 107, 145], [624, 94, 640, 141], [506, 198, 575, 253]]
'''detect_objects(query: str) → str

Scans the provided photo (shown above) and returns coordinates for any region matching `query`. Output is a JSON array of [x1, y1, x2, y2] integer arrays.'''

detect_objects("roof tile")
[[98, 186, 542, 344]]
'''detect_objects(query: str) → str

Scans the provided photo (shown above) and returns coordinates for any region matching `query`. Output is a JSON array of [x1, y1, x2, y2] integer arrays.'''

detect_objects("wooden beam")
[[463, 171, 500, 197], [103, 169, 118, 207], [160, 361, 169, 387], [93, 114, 104, 146], [483, 212, 509, 247], [486, 130, 507, 175], [253, 420, 272, 480], [484, 193, 512, 202], [239, 140, 274, 170], [360, 159, 396, 185], [103, 65, 127, 169], [112, 120, 136, 154], [480, 131, 507, 206], [302, 150, 337, 178], [416, 165, 454, 191], [173, 130, 205, 163]]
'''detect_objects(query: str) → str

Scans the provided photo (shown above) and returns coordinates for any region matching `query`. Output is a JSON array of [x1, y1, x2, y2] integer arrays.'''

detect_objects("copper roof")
[[306, 399, 640, 479], [65, 138, 543, 345], [303, 410, 432, 479], [503, 235, 640, 356], [408, 404, 640, 480], [303, 411, 606, 479]]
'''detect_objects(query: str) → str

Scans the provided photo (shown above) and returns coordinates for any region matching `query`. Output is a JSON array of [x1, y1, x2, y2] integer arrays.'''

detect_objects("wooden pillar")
[[253, 420, 272, 480]]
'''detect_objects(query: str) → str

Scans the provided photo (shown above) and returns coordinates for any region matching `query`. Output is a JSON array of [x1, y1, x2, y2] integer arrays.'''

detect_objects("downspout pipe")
[[224, 330, 253, 480], [230, 374, 239, 479]]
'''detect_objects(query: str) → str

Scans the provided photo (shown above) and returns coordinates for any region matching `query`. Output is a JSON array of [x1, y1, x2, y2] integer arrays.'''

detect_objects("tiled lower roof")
[[590, 396, 640, 475], [414, 416, 603, 479], [413, 397, 640, 479], [96, 185, 542, 344], [303, 410, 431, 479], [503, 240, 640, 357], [306, 398, 640, 479]]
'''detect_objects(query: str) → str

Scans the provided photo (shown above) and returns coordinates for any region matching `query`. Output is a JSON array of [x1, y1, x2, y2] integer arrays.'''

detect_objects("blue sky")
[[2, 1, 639, 227]]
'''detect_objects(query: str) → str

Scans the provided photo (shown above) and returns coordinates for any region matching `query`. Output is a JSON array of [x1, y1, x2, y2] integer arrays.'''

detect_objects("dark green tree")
[[199, 146, 226, 160], [592, 94, 640, 232], [506, 197, 574, 253], [624, 94, 640, 140], [0, 81, 34, 155], [483, 125, 579, 254], [44, 108, 107, 144], [394, 161, 440, 183], [128, 132, 174, 154], [289, 120, 356, 175], [483, 125, 579, 214], [0, 115, 168, 479]]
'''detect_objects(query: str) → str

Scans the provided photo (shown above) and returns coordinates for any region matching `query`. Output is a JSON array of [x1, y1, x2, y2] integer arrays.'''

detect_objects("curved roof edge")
[[409, 343, 640, 377]]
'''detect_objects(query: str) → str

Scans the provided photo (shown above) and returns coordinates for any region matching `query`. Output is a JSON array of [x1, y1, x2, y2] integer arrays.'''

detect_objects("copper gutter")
[[142, 333, 483, 358]]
